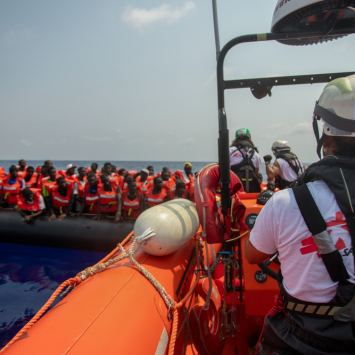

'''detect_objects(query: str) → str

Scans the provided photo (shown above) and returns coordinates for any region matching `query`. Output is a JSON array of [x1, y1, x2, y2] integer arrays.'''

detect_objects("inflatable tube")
[[0, 209, 134, 252], [1, 235, 198, 355]]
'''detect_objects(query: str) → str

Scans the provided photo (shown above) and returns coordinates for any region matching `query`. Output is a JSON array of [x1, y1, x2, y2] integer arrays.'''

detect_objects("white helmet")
[[313, 75, 355, 158], [272, 140, 291, 154]]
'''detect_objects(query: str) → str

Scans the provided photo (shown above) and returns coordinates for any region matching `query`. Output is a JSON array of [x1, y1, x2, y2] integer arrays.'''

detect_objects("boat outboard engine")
[[257, 190, 274, 205], [271, 0, 355, 45]]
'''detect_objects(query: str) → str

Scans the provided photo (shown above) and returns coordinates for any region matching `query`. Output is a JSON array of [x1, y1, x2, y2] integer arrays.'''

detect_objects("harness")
[[283, 182, 355, 322], [275, 152, 303, 189], [230, 141, 260, 193]]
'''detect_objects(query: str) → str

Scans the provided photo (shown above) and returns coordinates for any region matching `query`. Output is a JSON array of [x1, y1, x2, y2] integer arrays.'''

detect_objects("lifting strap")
[[293, 183, 350, 285]]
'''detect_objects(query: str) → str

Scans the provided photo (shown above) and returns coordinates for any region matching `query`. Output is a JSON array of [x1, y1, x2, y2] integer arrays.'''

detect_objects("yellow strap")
[[4, 192, 9, 200], [31, 211, 35, 215], [128, 208, 132, 216], [60, 206, 63, 215], [108, 201, 118, 205], [90, 203, 94, 211]]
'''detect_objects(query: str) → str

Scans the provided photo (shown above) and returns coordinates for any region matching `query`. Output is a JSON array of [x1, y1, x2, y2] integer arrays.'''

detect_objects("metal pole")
[[212, 0, 221, 60]]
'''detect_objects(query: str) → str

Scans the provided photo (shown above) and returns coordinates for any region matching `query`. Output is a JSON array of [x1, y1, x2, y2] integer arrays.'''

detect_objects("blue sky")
[[1, 1, 354, 162]]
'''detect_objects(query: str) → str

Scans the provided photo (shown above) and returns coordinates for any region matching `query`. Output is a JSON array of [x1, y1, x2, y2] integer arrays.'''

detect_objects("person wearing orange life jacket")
[[47, 176, 75, 221], [23, 166, 38, 188], [42, 167, 60, 197], [58, 164, 77, 184], [175, 162, 195, 201], [37, 165, 50, 190], [145, 176, 169, 209], [14, 188, 45, 223], [136, 169, 150, 194], [0, 166, 25, 208], [88, 162, 101, 177], [74, 167, 87, 201], [0, 166, 5, 180], [117, 168, 126, 189], [16, 159, 27, 171], [98, 173, 122, 222], [74, 173, 100, 218], [122, 181, 144, 219], [121, 173, 134, 193], [170, 180, 189, 200], [111, 164, 118, 177]]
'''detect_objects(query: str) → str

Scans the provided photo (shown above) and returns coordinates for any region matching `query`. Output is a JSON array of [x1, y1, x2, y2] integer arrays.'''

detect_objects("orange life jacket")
[[51, 184, 74, 214], [24, 173, 38, 188], [43, 179, 56, 195], [176, 171, 195, 202], [2, 178, 22, 205], [0, 167, 5, 180], [17, 188, 42, 212], [117, 175, 125, 189], [98, 183, 118, 213], [75, 177, 87, 199], [122, 190, 142, 218], [16, 171, 26, 182], [59, 171, 77, 184], [84, 184, 99, 214], [145, 188, 168, 208]]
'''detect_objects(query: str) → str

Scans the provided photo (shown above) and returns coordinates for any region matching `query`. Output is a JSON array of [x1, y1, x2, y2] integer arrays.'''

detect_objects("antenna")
[[212, 0, 221, 60]]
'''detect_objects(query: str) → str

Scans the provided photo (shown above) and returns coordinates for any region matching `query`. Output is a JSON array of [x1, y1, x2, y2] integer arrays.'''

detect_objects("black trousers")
[[259, 311, 355, 355]]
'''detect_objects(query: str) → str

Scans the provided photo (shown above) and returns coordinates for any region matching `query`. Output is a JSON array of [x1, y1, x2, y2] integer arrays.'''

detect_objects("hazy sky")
[[1, 1, 355, 163]]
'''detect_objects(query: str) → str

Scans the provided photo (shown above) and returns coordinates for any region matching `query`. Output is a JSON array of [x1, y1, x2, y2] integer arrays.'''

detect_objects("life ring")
[[189, 277, 225, 355], [195, 163, 243, 244]]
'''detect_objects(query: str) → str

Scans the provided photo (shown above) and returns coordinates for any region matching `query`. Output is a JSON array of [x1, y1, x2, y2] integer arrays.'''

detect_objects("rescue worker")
[[48, 176, 75, 221], [14, 188, 45, 223], [145, 176, 169, 209], [122, 181, 144, 219], [0, 166, 25, 208], [23, 166, 38, 188], [229, 128, 262, 192], [246, 75, 355, 355], [264, 140, 305, 190], [175, 163, 195, 201], [75, 173, 100, 218], [98, 173, 122, 222]]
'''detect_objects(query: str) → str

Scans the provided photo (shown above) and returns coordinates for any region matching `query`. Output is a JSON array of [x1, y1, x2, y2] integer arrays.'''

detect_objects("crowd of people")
[[0, 161, 195, 223]]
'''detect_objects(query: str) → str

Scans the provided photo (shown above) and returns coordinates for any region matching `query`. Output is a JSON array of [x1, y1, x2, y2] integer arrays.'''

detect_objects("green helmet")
[[235, 128, 251, 139]]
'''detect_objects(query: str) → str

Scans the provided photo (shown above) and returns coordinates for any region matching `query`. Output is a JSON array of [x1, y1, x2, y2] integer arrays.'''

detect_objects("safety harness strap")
[[293, 184, 350, 284]]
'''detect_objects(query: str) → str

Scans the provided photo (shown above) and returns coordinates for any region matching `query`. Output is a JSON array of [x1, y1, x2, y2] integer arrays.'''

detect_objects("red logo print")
[[300, 212, 348, 257]]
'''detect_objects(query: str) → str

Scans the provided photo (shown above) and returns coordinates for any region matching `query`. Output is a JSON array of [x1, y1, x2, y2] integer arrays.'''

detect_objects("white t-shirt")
[[250, 180, 355, 303], [229, 147, 262, 169], [277, 157, 304, 182]]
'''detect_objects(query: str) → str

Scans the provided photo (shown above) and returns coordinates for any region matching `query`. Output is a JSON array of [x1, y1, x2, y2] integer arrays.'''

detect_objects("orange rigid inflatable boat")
[[1, 186, 279, 355]]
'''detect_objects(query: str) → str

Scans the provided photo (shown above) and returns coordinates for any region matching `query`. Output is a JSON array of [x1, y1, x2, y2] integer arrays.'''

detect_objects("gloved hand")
[[263, 155, 272, 164]]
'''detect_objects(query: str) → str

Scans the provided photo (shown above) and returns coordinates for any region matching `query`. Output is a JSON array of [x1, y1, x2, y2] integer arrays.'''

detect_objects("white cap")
[[66, 164, 77, 171], [141, 169, 149, 175]]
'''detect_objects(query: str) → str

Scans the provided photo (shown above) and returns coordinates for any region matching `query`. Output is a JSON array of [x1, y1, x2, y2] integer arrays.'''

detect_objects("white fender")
[[134, 199, 200, 256]]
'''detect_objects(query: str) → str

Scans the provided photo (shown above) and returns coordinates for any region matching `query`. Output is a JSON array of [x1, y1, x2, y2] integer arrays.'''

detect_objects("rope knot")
[[268, 294, 286, 317]]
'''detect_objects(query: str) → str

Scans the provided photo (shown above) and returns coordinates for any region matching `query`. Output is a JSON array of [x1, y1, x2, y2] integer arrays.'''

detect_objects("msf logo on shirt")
[[300, 212, 353, 257]]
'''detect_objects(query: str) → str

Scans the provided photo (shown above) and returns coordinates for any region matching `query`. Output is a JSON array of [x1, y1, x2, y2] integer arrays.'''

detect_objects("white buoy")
[[134, 199, 200, 256]]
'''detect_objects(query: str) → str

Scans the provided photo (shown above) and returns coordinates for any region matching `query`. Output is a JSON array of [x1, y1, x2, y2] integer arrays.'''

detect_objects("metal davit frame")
[[216, 28, 355, 217]]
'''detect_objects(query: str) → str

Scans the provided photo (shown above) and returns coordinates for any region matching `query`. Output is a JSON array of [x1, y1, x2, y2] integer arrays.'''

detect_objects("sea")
[[0, 159, 312, 348]]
